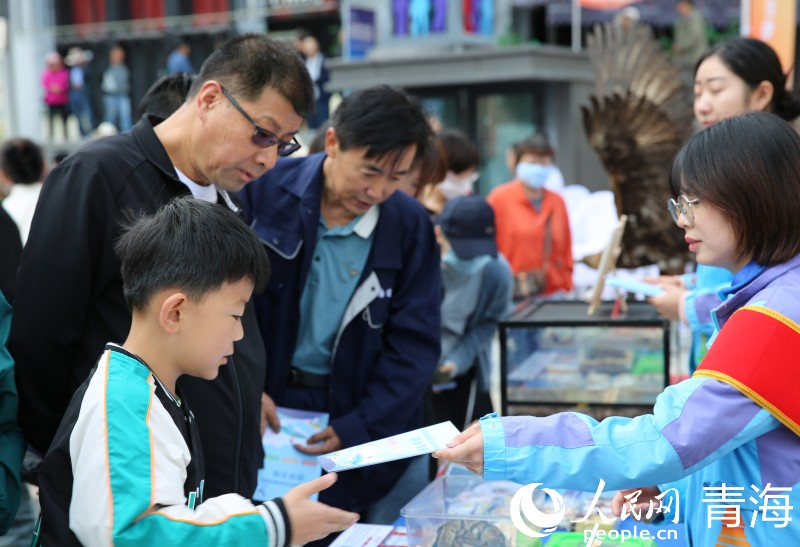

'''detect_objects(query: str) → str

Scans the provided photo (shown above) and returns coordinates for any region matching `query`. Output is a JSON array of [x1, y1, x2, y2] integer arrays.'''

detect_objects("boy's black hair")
[[331, 85, 432, 167], [137, 72, 197, 120], [114, 198, 270, 311], [188, 33, 313, 118], [1, 138, 45, 184]]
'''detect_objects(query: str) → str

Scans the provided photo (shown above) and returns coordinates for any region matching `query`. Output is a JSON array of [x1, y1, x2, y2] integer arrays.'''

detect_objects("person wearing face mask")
[[438, 170, 479, 201], [434, 113, 800, 547], [645, 37, 800, 374], [487, 133, 573, 298], [420, 129, 479, 214], [428, 196, 512, 435]]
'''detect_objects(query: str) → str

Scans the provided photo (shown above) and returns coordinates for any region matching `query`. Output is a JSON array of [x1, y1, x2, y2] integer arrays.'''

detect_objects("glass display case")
[[401, 475, 524, 547], [400, 473, 666, 546], [500, 300, 670, 416]]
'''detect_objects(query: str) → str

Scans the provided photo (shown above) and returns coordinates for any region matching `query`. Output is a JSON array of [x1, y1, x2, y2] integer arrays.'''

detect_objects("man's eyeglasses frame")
[[220, 86, 301, 157]]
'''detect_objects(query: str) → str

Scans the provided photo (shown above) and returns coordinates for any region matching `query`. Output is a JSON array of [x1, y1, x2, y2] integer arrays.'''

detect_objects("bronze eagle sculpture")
[[582, 23, 694, 274]]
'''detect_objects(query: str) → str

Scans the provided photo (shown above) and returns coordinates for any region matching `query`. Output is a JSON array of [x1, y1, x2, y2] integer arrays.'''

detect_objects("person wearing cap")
[[613, 6, 641, 33], [429, 195, 512, 432], [64, 47, 95, 138]]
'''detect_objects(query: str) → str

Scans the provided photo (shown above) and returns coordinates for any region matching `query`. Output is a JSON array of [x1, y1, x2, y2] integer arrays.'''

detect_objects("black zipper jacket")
[[10, 116, 266, 498]]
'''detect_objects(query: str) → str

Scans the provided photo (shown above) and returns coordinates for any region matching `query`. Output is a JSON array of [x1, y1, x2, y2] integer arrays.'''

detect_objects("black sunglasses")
[[220, 86, 301, 157]]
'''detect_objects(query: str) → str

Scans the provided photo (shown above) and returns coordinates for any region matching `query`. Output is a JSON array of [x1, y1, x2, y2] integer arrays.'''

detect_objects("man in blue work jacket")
[[239, 86, 440, 536]]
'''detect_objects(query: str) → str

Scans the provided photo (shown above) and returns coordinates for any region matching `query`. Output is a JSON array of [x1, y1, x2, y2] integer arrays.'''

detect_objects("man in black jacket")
[[10, 34, 312, 499]]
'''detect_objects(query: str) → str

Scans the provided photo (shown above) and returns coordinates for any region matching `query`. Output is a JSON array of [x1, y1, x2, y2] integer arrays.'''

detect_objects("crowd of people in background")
[[36, 27, 335, 144], [2, 6, 799, 545], [37, 39, 195, 143]]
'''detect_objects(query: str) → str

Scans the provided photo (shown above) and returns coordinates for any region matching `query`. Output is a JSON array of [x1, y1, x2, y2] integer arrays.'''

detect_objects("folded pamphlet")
[[253, 407, 328, 501], [318, 421, 460, 473], [604, 276, 665, 297]]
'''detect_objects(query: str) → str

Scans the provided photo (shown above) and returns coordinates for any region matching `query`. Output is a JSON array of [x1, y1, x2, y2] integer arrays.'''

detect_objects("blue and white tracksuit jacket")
[[482, 255, 800, 545], [38, 346, 290, 546]]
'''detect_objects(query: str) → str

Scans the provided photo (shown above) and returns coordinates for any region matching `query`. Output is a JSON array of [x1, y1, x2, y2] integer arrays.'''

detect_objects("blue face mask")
[[516, 162, 553, 190], [442, 248, 492, 274]]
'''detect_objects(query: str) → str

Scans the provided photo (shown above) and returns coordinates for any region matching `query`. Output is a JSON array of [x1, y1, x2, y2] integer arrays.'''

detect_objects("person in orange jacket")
[[487, 134, 573, 298]]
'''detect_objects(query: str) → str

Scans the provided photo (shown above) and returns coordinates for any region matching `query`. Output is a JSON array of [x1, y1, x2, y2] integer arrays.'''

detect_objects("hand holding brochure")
[[318, 421, 460, 473], [604, 276, 665, 297], [253, 407, 328, 501]]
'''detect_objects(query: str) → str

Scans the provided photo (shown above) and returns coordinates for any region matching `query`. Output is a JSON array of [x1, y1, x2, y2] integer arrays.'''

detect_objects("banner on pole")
[[748, 0, 797, 76]]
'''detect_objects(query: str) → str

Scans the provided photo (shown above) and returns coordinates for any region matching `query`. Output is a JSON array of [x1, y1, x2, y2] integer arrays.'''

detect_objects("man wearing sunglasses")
[[239, 86, 441, 535], [10, 34, 338, 519]]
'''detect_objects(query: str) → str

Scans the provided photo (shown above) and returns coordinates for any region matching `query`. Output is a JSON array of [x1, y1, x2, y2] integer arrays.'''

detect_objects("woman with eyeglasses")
[[646, 37, 800, 373], [433, 112, 800, 546]]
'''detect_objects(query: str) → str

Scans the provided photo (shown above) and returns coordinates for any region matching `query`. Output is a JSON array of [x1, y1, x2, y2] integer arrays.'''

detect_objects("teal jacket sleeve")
[[683, 265, 733, 371], [482, 377, 781, 491], [67, 354, 285, 546], [0, 293, 24, 535], [683, 265, 732, 336]]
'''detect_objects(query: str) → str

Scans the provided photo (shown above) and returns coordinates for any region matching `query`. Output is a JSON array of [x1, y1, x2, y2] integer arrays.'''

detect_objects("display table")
[[499, 300, 670, 417], [386, 473, 689, 547]]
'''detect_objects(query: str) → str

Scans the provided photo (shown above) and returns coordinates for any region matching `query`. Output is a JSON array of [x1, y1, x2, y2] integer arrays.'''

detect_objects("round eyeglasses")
[[220, 86, 301, 157], [667, 195, 700, 226]]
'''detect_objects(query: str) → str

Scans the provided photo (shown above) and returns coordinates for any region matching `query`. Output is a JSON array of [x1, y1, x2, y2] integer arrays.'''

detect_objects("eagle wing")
[[582, 23, 694, 274]]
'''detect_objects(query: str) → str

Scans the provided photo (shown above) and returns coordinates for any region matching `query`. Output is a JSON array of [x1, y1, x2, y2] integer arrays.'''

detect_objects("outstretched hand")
[[647, 285, 686, 322], [431, 422, 485, 476], [282, 473, 359, 545]]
